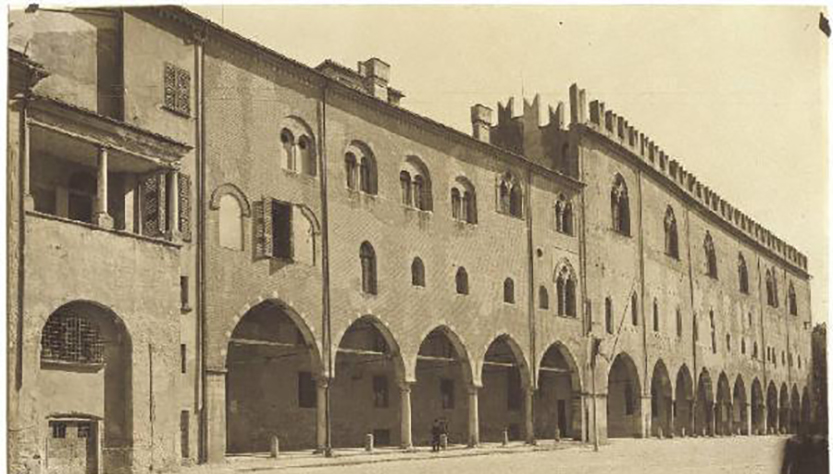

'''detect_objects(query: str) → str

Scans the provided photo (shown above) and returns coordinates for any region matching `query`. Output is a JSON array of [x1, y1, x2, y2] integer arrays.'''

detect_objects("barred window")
[[41, 310, 103, 364], [164, 63, 191, 117]]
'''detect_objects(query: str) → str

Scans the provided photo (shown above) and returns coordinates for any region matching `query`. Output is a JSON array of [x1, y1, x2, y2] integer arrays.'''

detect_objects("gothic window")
[[219, 194, 243, 250], [399, 156, 432, 211], [631, 293, 639, 326], [653, 299, 660, 332], [400, 171, 412, 206], [709, 310, 716, 354], [413, 175, 426, 210], [704, 232, 718, 279], [411, 257, 425, 287], [497, 172, 523, 218], [163, 62, 190, 117], [510, 184, 523, 218], [555, 194, 574, 235], [741, 338, 746, 355], [499, 181, 510, 213], [346, 142, 377, 195], [738, 253, 749, 294], [503, 278, 515, 304], [693, 314, 699, 342], [298, 135, 316, 176], [555, 265, 577, 317], [664, 206, 679, 258], [345, 152, 358, 190], [41, 309, 103, 364], [360, 156, 375, 194], [788, 283, 797, 315], [452, 177, 477, 224], [610, 174, 630, 236], [280, 128, 296, 171], [605, 297, 613, 334], [539, 286, 549, 310], [726, 334, 731, 352], [360, 242, 377, 295], [456, 267, 469, 295]]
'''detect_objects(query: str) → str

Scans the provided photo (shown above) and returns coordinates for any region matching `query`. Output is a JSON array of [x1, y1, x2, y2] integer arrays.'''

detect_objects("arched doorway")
[[226, 301, 321, 453], [39, 301, 133, 474], [732, 376, 747, 435], [801, 387, 811, 434], [695, 369, 714, 436], [751, 378, 765, 435], [412, 326, 473, 447], [332, 316, 405, 448], [480, 335, 529, 443], [767, 382, 779, 434], [779, 384, 790, 434], [790, 385, 801, 434], [650, 360, 672, 437], [674, 365, 694, 437], [536, 343, 581, 440], [607, 352, 642, 438], [716, 372, 731, 436]]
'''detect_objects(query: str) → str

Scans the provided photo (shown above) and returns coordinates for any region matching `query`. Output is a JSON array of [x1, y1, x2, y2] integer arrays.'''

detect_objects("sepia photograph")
[[5, 3, 829, 474]]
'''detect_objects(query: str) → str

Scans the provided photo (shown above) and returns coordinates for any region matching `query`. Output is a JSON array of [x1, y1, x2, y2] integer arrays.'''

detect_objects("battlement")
[[567, 84, 808, 274]]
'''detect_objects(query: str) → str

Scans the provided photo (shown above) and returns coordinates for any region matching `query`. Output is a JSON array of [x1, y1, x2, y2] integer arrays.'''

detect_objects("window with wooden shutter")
[[141, 173, 166, 237], [254, 199, 274, 259], [178, 173, 192, 242], [164, 63, 190, 117]]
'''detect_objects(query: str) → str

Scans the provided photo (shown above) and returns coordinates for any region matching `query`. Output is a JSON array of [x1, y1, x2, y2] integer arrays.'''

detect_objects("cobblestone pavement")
[[184, 436, 794, 474]]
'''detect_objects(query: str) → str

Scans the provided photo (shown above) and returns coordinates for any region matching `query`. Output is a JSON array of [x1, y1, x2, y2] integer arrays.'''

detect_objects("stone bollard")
[[270, 436, 280, 458], [657, 427, 664, 439], [365, 433, 374, 452], [681, 427, 686, 438], [502, 429, 509, 446], [440, 434, 448, 450], [554, 428, 561, 443]]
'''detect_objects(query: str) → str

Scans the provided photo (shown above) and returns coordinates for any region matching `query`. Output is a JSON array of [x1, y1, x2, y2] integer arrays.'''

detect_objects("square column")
[[468, 386, 479, 447], [315, 378, 329, 453], [399, 382, 413, 450], [94, 146, 113, 229], [524, 387, 535, 444], [746, 403, 752, 435]]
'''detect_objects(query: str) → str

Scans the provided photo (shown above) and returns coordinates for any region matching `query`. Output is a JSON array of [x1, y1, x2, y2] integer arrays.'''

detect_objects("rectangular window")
[[298, 371, 316, 409], [180, 411, 190, 459], [180, 276, 190, 311], [272, 200, 293, 259], [77, 422, 91, 438], [51, 421, 67, 439], [441, 378, 455, 409], [180, 344, 187, 374], [373, 375, 389, 408]]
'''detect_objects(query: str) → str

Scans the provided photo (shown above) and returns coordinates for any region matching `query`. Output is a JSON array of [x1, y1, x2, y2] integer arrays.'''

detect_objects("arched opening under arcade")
[[695, 369, 714, 436], [331, 316, 405, 448], [535, 343, 581, 441], [39, 301, 133, 474], [226, 301, 321, 453], [650, 360, 673, 438], [715, 372, 731, 436], [790, 385, 801, 434], [801, 387, 811, 434], [751, 378, 765, 435], [480, 335, 529, 442], [767, 382, 779, 434], [412, 327, 473, 447], [732, 376, 748, 435], [674, 365, 694, 437], [607, 352, 642, 438], [779, 384, 790, 434]]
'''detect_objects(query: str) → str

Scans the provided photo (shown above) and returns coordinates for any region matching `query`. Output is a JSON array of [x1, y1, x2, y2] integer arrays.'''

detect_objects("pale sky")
[[191, 5, 828, 325]]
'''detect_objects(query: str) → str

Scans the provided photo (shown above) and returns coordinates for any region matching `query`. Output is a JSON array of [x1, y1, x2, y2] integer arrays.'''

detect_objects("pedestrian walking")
[[431, 418, 442, 452]]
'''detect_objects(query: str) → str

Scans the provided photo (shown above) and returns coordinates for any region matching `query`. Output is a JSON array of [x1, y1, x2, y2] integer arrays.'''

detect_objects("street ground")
[[183, 435, 807, 474]]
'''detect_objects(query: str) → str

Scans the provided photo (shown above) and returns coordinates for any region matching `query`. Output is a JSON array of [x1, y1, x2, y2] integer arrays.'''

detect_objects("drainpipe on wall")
[[524, 166, 536, 445], [575, 130, 594, 447], [316, 82, 333, 458], [636, 169, 649, 438], [684, 207, 697, 432]]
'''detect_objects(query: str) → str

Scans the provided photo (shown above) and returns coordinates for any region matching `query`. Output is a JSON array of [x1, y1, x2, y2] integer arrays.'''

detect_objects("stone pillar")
[[315, 378, 329, 452], [668, 397, 675, 437], [524, 387, 535, 444], [22, 111, 34, 210], [468, 386, 480, 447], [710, 403, 717, 436], [400, 382, 413, 450], [94, 146, 113, 229], [641, 396, 653, 438], [206, 370, 227, 463], [746, 403, 752, 436], [762, 405, 768, 435], [167, 170, 180, 240]]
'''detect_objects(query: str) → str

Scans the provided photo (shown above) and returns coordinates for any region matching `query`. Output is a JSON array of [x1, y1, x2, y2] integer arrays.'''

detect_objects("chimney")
[[471, 104, 493, 143], [359, 57, 390, 101]]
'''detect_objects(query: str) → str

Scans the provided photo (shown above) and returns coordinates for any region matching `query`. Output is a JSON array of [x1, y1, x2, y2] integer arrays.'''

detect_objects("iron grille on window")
[[41, 311, 103, 364], [164, 63, 191, 117]]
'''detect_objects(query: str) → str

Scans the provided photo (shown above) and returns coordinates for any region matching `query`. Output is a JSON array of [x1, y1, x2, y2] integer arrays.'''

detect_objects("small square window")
[[51, 421, 67, 439]]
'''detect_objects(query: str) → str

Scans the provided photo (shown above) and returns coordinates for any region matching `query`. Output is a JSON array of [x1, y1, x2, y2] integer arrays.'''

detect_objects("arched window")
[[693, 314, 699, 342], [765, 269, 777, 307], [452, 177, 477, 224], [555, 200, 563, 232], [280, 128, 295, 171], [298, 135, 316, 176], [456, 267, 469, 295], [709, 310, 716, 354], [704, 232, 718, 278], [562, 202, 574, 235], [604, 297, 613, 334], [664, 206, 679, 258], [509, 184, 523, 218], [360, 156, 375, 194], [753, 342, 759, 359], [611, 174, 630, 235], [499, 181, 510, 213], [41, 308, 103, 364], [413, 175, 426, 210], [498, 173, 523, 218], [218, 194, 243, 250], [788, 283, 797, 315], [676, 309, 683, 338], [538, 286, 549, 310], [503, 278, 515, 304], [411, 257, 425, 287], [631, 293, 639, 326], [726, 333, 731, 351], [400, 171, 412, 206], [345, 152, 358, 190], [360, 242, 377, 295], [451, 188, 462, 220], [738, 253, 749, 294], [652, 299, 660, 332], [555, 265, 577, 317]]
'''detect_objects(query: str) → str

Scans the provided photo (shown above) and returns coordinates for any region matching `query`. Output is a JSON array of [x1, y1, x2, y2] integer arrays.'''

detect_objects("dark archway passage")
[[607, 352, 642, 438], [767, 382, 779, 433], [650, 360, 672, 437], [332, 316, 405, 448], [480, 335, 529, 442], [695, 369, 714, 436], [779, 384, 790, 434], [800, 387, 811, 434], [412, 327, 472, 447], [732, 376, 747, 435], [751, 378, 765, 435], [716, 373, 731, 436], [790, 385, 801, 434], [226, 301, 320, 453], [674, 365, 694, 437], [536, 343, 581, 440]]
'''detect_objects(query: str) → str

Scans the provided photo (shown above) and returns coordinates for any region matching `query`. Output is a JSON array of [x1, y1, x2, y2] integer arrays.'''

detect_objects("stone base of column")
[[94, 212, 114, 229], [23, 194, 34, 211]]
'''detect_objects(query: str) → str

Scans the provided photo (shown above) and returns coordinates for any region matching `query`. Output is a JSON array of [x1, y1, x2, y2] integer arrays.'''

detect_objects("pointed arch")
[[704, 232, 718, 278], [411, 257, 425, 287], [611, 174, 630, 235], [360, 241, 377, 295], [664, 206, 679, 258], [738, 253, 749, 294], [650, 359, 673, 437]]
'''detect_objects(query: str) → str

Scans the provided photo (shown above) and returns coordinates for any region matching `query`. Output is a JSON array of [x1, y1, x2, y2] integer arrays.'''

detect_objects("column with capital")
[[746, 402, 752, 435], [468, 386, 480, 447], [94, 146, 113, 229], [400, 382, 413, 450]]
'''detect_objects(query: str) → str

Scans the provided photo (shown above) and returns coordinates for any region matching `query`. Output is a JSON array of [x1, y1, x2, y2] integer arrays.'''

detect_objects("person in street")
[[431, 418, 442, 452]]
